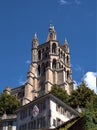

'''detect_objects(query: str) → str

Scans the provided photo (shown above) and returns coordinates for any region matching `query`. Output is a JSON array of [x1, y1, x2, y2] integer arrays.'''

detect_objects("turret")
[[32, 33, 38, 63], [64, 38, 70, 53], [3, 86, 11, 95]]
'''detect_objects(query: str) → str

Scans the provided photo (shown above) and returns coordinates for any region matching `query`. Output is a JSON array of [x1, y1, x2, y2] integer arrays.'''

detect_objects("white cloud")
[[59, 0, 69, 5], [58, 0, 81, 6], [18, 76, 26, 85], [73, 80, 78, 90], [84, 72, 97, 93], [74, 64, 82, 72], [73, 80, 81, 90], [26, 60, 31, 64], [74, 0, 81, 5]]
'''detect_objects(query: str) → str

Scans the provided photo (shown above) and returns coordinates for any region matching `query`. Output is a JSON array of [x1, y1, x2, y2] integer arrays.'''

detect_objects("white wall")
[[49, 99, 70, 128], [2, 121, 16, 130]]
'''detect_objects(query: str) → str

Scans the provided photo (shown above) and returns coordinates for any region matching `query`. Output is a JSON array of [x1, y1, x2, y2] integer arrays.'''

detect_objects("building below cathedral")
[[16, 93, 80, 130], [0, 25, 78, 130], [0, 114, 16, 130]]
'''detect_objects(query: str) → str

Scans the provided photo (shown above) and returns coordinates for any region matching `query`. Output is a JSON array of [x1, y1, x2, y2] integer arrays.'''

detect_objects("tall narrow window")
[[53, 119, 56, 127], [42, 48, 44, 59], [63, 54, 65, 63], [41, 63, 45, 75], [38, 65, 41, 76], [60, 51, 62, 58], [52, 59, 56, 69], [8, 122, 12, 130], [45, 61, 49, 68], [67, 71, 69, 80], [38, 50, 41, 60], [52, 43, 56, 53], [67, 55, 69, 64], [59, 49, 60, 58]]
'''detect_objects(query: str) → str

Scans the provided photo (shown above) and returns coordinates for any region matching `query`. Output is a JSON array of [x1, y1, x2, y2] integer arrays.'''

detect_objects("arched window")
[[42, 48, 44, 53], [63, 54, 65, 62], [59, 49, 60, 58], [46, 61, 49, 68], [52, 43, 56, 53], [67, 55, 69, 64], [67, 70, 69, 80], [46, 47, 49, 51], [52, 59, 57, 69], [60, 51, 63, 58], [41, 63, 45, 75], [42, 48, 44, 59], [64, 68, 66, 72], [38, 50, 41, 60], [38, 65, 41, 76], [59, 63, 61, 68]]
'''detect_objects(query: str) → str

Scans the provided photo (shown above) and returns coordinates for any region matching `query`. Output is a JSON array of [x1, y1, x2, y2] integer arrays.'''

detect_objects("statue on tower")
[[47, 24, 57, 41]]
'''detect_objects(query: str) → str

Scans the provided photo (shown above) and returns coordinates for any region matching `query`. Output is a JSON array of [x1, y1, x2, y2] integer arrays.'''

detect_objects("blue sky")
[[0, 0, 96, 92]]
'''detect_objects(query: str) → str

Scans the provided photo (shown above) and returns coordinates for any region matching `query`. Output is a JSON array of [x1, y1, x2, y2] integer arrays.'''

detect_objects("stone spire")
[[64, 38, 70, 53], [65, 37, 67, 43], [32, 33, 38, 48], [34, 33, 37, 39]]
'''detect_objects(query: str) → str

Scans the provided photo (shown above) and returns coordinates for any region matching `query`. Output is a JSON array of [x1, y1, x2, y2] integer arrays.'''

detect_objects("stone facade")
[[16, 93, 80, 130], [24, 25, 74, 104], [4, 85, 25, 105], [0, 114, 17, 130], [1, 25, 76, 130]]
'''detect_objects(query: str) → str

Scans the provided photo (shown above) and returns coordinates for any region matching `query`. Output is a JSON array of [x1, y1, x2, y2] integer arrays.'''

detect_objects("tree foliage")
[[68, 82, 97, 130], [51, 85, 69, 103], [93, 94, 97, 111], [0, 92, 20, 115], [68, 82, 96, 108], [82, 94, 97, 130], [82, 111, 97, 130]]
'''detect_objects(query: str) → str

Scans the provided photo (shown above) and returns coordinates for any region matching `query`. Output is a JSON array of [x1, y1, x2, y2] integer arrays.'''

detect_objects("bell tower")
[[23, 25, 74, 105]]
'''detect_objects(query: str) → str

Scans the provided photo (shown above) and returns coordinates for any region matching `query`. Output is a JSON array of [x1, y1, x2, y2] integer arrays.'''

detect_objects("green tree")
[[0, 92, 20, 115], [68, 82, 97, 130], [51, 85, 69, 103], [93, 94, 97, 111], [81, 110, 97, 130], [68, 82, 96, 108], [82, 94, 97, 130]]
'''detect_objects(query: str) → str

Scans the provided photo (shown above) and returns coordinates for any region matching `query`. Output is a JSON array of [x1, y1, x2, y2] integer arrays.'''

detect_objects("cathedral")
[[24, 24, 74, 105], [4, 25, 74, 105], [0, 25, 79, 130]]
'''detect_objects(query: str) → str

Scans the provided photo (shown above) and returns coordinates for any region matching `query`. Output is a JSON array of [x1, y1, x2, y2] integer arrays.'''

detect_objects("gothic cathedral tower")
[[24, 25, 74, 105]]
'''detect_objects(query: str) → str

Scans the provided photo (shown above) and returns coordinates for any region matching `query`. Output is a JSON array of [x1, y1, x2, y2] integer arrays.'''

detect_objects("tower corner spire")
[[32, 33, 38, 48], [34, 33, 38, 40], [64, 37, 70, 53]]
